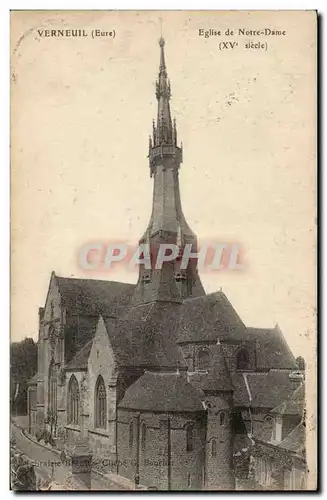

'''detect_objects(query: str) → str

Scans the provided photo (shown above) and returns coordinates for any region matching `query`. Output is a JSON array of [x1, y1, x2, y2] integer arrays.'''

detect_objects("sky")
[[11, 11, 316, 360]]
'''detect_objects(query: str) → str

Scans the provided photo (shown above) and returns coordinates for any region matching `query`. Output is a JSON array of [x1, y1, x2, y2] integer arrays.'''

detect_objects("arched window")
[[67, 375, 80, 425], [236, 348, 250, 370], [220, 412, 225, 426], [141, 422, 146, 451], [186, 423, 195, 452], [129, 421, 134, 448], [197, 348, 210, 371], [211, 439, 217, 457], [95, 375, 106, 429], [48, 360, 57, 416]]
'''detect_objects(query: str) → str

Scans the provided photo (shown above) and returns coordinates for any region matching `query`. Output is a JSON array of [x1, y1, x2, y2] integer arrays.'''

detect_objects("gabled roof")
[[240, 326, 297, 370], [63, 300, 187, 372], [117, 301, 186, 370], [28, 373, 38, 385], [118, 371, 204, 413], [64, 340, 93, 371], [232, 371, 301, 409], [56, 275, 134, 317], [177, 291, 245, 344], [277, 423, 306, 455], [63, 315, 132, 371], [271, 383, 305, 416]]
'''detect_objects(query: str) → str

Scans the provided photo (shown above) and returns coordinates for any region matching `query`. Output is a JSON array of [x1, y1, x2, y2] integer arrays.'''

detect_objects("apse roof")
[[118, 371, 204, 413]]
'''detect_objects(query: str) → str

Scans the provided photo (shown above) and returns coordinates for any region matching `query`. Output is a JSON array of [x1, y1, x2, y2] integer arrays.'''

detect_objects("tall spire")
[[149, 37, 183, 176], [159, 35, 166, 70], [133, 38, 205, 306]]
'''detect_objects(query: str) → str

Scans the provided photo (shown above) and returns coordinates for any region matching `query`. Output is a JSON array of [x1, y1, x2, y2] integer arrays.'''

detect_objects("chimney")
[[288, 370, 304, 390]]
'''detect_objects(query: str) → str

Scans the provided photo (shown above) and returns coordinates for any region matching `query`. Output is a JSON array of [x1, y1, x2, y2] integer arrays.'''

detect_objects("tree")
[[10, 338, 37, 415]]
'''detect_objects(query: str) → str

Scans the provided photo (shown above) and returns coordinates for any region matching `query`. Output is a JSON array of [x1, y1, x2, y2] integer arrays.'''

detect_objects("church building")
[[29, 38, 303, 491]]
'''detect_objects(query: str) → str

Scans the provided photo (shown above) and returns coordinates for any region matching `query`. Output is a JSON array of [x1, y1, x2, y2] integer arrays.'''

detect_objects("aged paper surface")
[[10, 11, 316, 491]]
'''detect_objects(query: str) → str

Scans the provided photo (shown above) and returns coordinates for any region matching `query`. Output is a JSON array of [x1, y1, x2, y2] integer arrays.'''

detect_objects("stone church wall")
[[117, 409, 204, 491], [87, 318, 118, 458], [204, 394, 235, 490]]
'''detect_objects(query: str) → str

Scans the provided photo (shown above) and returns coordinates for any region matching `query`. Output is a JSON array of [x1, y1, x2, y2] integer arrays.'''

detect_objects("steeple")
[[133, 38, 205, 306], [148, 36, 183, 176]]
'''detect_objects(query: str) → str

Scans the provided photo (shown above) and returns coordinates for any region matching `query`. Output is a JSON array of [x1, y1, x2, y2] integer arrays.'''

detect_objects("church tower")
[[202, 340, 235, 490], [133, 37, 205, 306]]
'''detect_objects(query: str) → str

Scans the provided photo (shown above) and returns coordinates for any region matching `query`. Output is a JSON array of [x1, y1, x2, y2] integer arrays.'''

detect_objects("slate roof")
[[203, 342, 233, 391], [271, 383, 305, 416], [118, 371, 204, 412], [234, 433, 254, 456], [188, 342, 234, 393], [176, 293, 296, 371], [241, 326, 297, 370], [177, 292, 245, 344], [28, 373, 38, 385], [117, 302, 186, 369], [232, 371, 301, 409], [56, 276, 134, 317], [277, 423, 306, 455], [64, 340, 93, 371]]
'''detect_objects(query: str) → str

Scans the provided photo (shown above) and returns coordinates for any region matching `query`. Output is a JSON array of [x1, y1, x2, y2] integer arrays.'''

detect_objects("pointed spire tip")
[[159, 36, 165, 47]]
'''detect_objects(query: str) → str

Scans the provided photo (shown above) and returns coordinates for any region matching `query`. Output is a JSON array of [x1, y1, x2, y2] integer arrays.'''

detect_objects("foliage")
[[46, 408, 57, 446], [11, 446, 36, 491], [10, 337, 37, 415]]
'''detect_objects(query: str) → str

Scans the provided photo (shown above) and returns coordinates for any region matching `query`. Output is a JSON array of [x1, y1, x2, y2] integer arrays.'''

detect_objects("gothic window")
[[48, 360, 57, 416], [197, 348, 210, 371], [67, 375, 80, 425], [186, 423, 195, 452], [129, 421, 134, 448], [236, 348, 250, 370], [95, 375, 106, 429], [211, 439, 217, 457], [220, 412, 226, 426], [141, 422, 146, 451]]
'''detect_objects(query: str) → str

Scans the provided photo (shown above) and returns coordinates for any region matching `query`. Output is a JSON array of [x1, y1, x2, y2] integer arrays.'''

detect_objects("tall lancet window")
[[141, 422, 146, 451], [48, 360, 57, 416], [68, 375, 80, 425], [186, 423, 195, 452], [95, 375, 107, 429]]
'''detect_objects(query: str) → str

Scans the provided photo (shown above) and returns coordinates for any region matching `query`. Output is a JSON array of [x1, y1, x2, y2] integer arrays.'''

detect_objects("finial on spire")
[[148, 35, 183, 173]]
